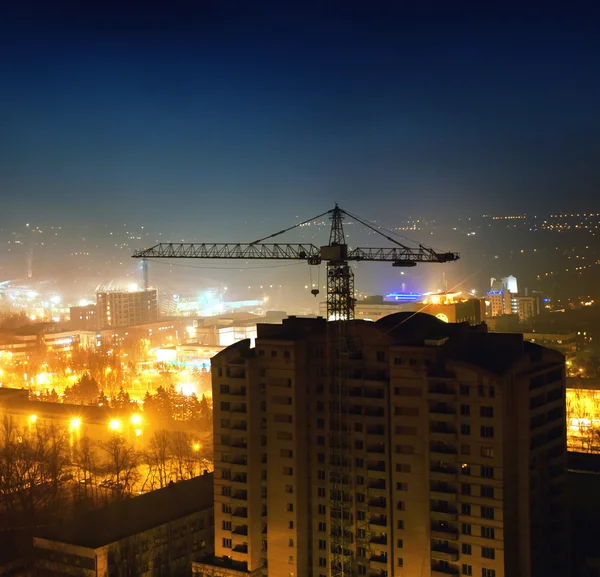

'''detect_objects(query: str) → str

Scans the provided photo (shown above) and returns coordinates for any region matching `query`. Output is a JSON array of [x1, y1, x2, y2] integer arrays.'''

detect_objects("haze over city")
[[1, 3, 600, 577]]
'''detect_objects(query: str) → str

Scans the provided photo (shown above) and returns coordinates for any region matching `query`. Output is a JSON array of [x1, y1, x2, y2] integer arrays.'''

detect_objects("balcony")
[[368, 479, 386, 491], [232, 525, 248, 536], [428, 367, 455, 379], [430, 424, 457, 441], [229, 422, 248, 431], [231, 491, 248, 501], [429, 404, 457, 419], [369, 516, 388, 528], [432, 565, 459, 576], [430, 526, 459, 541], [430, 504, 458, 522], [363, 407, 385, 418], [368, 498, 387, 509], [230, 440, 248, 450], [232, 508, 248, 519], [430, 466, 458, 482], [366, 425, 385, 436], [428, 384, 456, 401], [369, 554, 388, 569], [430, 443, 458, 460], [232, 543, 248, 554], [367, 444, 386, 455], [431, 546, 459, 562], [430, 483, 457, 499], [370, 534, 388, 546], [231, 475, 247, 484]]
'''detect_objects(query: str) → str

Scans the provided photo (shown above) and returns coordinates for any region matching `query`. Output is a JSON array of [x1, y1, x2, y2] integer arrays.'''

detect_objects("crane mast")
[[133, 205, 458, 577]]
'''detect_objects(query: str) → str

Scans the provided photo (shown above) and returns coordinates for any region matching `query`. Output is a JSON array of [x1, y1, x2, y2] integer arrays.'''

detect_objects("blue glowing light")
[[385, 292, 423, 302]]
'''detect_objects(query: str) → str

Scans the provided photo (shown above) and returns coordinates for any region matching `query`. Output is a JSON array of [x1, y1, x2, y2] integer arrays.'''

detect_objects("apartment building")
[[34, 473, 214, 576], [195, 312, 568, 577]]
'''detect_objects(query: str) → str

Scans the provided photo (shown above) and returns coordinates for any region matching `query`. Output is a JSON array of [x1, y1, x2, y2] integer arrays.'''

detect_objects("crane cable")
[[343, 208, 438, 254], [250, 208, 333, 244]]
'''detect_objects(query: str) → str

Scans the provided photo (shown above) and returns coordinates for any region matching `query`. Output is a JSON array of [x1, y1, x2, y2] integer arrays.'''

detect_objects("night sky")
[[2, 2, 600, 234]]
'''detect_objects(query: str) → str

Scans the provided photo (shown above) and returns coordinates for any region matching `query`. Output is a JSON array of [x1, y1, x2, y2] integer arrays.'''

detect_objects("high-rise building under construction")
[[194, 312, 568, 577]]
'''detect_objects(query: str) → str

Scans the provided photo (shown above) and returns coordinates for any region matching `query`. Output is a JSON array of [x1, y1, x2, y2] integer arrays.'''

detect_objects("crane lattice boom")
[[132, 204, 459, 319]]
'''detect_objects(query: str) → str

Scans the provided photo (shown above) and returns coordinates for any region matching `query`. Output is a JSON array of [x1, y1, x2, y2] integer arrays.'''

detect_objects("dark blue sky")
[[2, 2, 600, 234]]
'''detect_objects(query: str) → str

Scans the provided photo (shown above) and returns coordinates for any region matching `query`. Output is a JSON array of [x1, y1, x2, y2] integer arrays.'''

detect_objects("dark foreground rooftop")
[[251, 312, 563, 376], [35, 473, 213, 549]]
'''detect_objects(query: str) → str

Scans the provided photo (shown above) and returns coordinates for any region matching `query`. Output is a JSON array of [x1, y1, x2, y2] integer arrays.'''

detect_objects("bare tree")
[[170, 431, 195, 482], [73, 436, 99, 504], [0, 417, 73, 528], [100, 436, 139, 497], [144, 430, 171, 490]]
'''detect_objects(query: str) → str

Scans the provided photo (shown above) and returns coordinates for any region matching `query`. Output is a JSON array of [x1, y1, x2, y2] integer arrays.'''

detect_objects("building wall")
[[34, 505, 214, 576], [69, 305, 99, 331], [96, 290, 158, 329], [205, 319, 568, 577]]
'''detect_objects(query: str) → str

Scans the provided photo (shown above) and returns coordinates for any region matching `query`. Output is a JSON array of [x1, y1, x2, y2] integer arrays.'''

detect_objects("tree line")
[[0, 416, 212, 534], [34, 374, 213, 431]]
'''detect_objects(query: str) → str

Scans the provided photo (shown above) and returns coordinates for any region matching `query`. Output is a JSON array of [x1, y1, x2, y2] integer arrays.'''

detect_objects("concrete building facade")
[[96, 289, 159, 328], [34, 473, 214, 577], [195, 313, 568, 577]]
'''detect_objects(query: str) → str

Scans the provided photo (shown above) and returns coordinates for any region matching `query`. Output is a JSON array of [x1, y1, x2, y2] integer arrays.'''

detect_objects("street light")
[[71, 417, 81, 430], [109, 419, 121, 431], [131, 414, 142, 426], [29, 414, 37, 424]]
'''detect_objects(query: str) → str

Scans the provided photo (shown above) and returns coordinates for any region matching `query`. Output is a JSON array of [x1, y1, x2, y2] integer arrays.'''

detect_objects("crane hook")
[[311, 289, 320, 297]]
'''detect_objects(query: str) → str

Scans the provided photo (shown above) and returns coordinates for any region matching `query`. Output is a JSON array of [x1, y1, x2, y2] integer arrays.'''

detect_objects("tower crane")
[[133, 205, 458, 577], [132, 204, 459, 320]]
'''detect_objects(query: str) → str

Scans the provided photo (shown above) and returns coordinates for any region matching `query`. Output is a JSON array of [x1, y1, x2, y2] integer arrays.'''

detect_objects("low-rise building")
[[34, 473, 214, 577]]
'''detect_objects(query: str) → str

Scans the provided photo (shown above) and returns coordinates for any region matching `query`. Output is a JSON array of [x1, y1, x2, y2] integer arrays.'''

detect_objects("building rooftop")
[[35, 473, 213, 549], [249, 312, 564, 376]]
